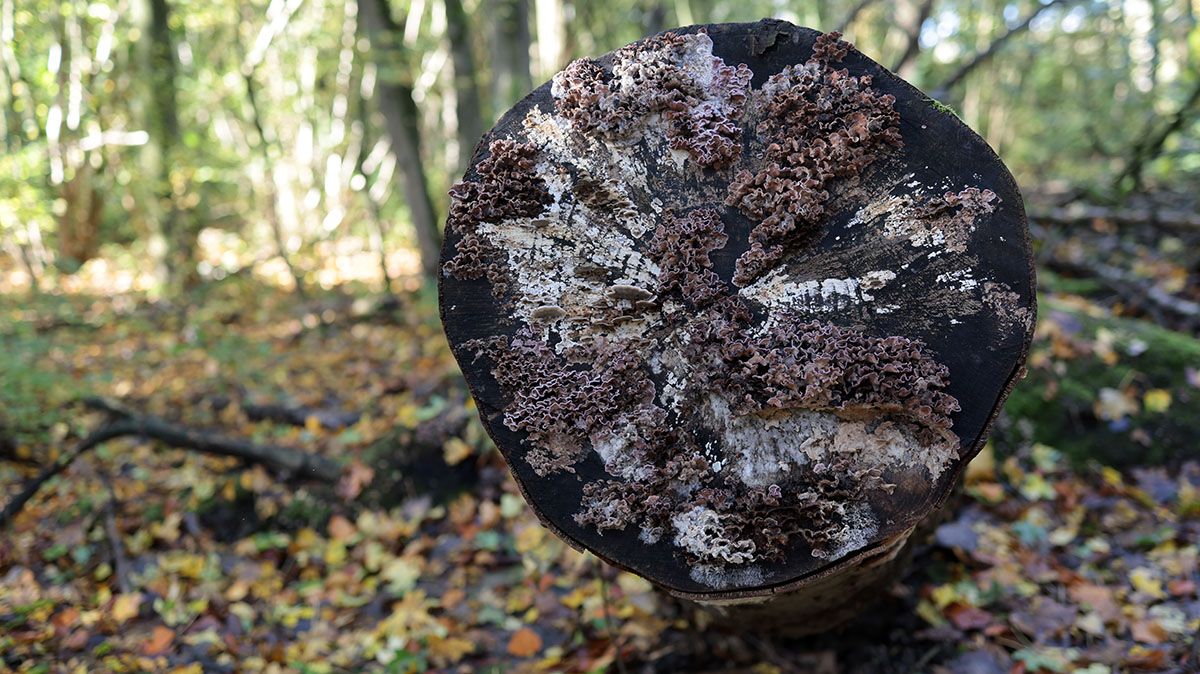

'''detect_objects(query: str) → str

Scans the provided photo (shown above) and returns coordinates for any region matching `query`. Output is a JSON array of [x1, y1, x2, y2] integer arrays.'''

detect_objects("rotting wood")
[[439, 19, 1036, 634]]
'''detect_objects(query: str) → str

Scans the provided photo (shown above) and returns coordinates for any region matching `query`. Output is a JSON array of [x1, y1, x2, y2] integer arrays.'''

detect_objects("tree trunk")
[[439, 20, 1036, 634], [444, 0, 484, 171], [489, 0, 533, 113], [139, 0, 193, 292], [357, 0, 441, 279]]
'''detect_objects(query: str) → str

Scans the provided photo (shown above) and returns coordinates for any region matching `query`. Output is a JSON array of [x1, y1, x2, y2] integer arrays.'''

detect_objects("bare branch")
[[891, 0, 935, 75], [931, 0, 1069, 99], [835, 0, 881, 34], [1112, 77, 1200, 194]]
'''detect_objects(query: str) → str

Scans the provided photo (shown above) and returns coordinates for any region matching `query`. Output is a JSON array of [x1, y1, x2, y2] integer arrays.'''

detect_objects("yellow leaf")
[[931, 583, 959, 609], [1130, 567, 1165, 599], [514, 524, 546, 554], [305, 414, 323, 434], [225, 580, 250, 602], [381, 558, 421, 593], [964, 442, 995, 483], [427, 635, 475, 665], [112, 594, 142, 624], [915, 599, 947, 627], [325, 540, 347, 566], [443, 437, 473, 466], [1143, 388, 1171, 413], [507, 627, 543, 658], [561, 587, 589, 609]]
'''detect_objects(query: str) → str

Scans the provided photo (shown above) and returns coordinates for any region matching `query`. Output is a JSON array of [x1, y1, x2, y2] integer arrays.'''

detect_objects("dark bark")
[[444, 0, 484, 170], [357, 0, 442, 278], [243, 403, 362, 429], [1031, 202, 1200, 232]]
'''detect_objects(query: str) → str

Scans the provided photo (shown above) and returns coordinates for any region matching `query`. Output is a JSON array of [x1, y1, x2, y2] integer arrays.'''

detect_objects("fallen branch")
[[1046, 258, 1200, 325], [243, 403, 361, 429], [0, 398, 341, 529], [1030, 203, 1200, 233], [101, 473, 133, 595]]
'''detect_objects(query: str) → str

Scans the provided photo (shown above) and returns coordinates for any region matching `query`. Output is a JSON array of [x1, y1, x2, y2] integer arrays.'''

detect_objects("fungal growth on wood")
[[439, 20, 1036, 620]]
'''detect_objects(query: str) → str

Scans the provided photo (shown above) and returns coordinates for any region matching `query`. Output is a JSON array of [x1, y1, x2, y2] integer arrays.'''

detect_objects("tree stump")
[[439, 19, 1035, 634]]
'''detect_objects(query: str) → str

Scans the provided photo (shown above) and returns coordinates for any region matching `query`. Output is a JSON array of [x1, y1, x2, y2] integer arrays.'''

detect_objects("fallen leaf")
[[327, 514, 356, 541], [1130, 619, 1167, 644], [63, 628, 89, 650], [1142, 388, 1171, 413], [143, 625, 175, 655], [1168, 579, 1196, 597], [946, 604, 992, 631], [428, 634, 476, 665], [1067, 583, 1120, 623], [111, 594, 142, 624], [1129, 567, 1165, 599], [507, 627, 542, 658], [336, 459, 375, 500], [1095, 387, 1138, 421], [443, 437, 473, 466], [50, 607, 79, 630]]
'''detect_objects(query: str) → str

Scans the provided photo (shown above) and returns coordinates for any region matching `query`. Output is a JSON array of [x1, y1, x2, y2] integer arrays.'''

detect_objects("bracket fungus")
[[439, 20, 1035, 634]]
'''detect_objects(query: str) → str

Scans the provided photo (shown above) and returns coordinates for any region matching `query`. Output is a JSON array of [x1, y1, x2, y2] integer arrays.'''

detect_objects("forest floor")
[[2, 221, 1200, 673]]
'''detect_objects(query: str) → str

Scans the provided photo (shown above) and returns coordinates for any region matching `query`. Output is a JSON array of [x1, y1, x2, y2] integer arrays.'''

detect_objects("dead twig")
[[100, 473, 133, 595], [597, 563, 629, 674]]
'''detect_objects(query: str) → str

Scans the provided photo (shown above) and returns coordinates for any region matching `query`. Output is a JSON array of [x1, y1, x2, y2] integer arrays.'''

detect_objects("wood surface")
[[439, 18, 1035, 607]]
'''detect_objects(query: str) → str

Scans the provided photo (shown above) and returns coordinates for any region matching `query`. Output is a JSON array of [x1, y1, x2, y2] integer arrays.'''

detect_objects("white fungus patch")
[[702, 394, 958, 486], [672, 505, 758, 565], [935, 268, 979, 292], [740, 267, 898, 319], [818, 501, 878, 560], [689, 563, 767, 590]]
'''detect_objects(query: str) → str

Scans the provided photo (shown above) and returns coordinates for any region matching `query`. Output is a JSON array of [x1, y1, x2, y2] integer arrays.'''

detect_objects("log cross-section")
[[439, 19, 1035, 633]]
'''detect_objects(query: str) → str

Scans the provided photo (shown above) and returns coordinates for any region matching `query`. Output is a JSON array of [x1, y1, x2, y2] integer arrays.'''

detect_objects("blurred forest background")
[[3, 0, 1200, 672]]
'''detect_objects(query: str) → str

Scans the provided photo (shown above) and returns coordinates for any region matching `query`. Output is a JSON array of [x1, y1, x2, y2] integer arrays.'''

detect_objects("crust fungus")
[[440, 20, 1035, 634]]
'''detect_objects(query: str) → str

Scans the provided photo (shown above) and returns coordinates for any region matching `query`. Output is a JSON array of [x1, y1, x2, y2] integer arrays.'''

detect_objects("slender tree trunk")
[[534, 0, 564, 78], [891, 0, 933, 79], [444, 0, 484, 171], [140, 0, 192, 292], [357, 0, 441, 279], [243, 68, 309, 300], [357, 97, 398, 295], [490, 0, 532, 113]]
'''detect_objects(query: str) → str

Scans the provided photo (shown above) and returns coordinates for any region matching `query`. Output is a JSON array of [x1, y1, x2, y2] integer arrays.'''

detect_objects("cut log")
[[439, 19, 1035, 634]]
